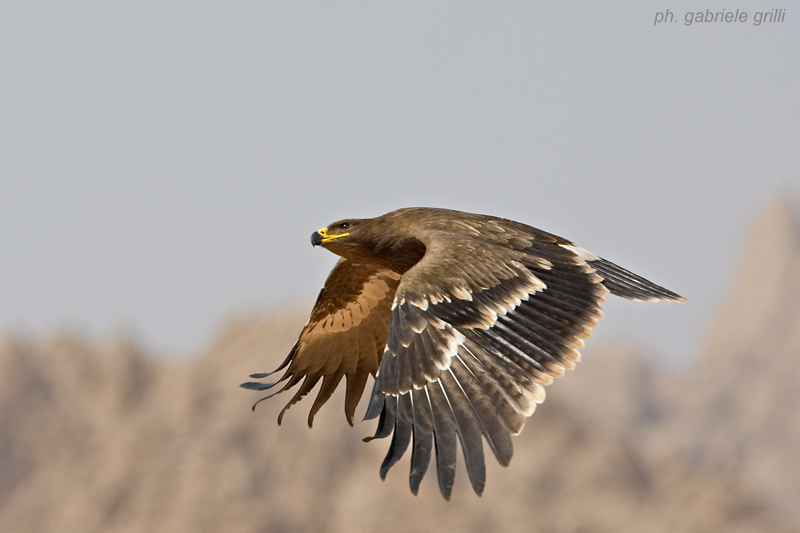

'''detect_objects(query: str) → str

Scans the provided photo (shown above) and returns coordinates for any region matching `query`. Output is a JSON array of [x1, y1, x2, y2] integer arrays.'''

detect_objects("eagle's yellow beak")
[[310, 227, 349, 247]]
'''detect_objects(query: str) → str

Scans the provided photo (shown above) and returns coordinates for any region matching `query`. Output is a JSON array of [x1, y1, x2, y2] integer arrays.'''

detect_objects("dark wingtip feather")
[[306, 373, 345, 428], [450, 356, 514, 468], [276, 374, 321, 425], [379, 394, 412, 480], [439, 371, 486, 497], [363, 381, 387, 421], [591, 257, 685, 302], [240, 381, 279, 391], [344, 371, 370, 427], [409, 389, 434, 495], [379, 416, 412, 480], [364, 396, 397, 442], [250, 382, 293, 412], [428, 382, 458, 500]]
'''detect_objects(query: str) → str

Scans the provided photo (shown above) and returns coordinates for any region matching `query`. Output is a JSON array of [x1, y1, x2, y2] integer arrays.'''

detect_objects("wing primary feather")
[[344, 369, 370, 426], [530, 270, 604, 306], [492, 319, 567, 372], [427, 380, 458, 500], [250, 373, 304, 411], [363, 380, 386, 421], [427, 297, 476, 326], [277, 374, 322, 425], [409, 388, 434, 495], [239, 381, 279, 391], [521, 295, 595, 335], [590, 256, 684, 301], [509, 303, 587, 350], [248, 373, 275, 379], [242, 346, 299, 394], [307, 373, 344, 428], [464, 329, 550, 404], [439, 369, 486, 496], [364, 394, 397, 442], [460, 340, 529, 433], [250, 387, 288, 411], [451, 354, 514, 466], [469, 327, 549, 378], [532, 282, 603, 318], [499, 312, 582, 367], [379, 394, 413, 480], [515, 299, 589, 340]]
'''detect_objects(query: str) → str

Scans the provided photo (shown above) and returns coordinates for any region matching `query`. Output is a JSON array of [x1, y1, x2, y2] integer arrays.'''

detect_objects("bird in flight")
[[242, 207, 683, 499]]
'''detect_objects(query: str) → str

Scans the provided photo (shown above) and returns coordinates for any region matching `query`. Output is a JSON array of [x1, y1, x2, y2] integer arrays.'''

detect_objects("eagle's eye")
[[339, 222, 351, 230]]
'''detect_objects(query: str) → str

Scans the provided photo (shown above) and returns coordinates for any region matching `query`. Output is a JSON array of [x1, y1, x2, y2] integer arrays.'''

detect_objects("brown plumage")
[[242, 207, 684, 499]]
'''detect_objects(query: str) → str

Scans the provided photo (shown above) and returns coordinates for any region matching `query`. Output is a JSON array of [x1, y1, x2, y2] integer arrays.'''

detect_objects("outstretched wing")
[[363, 227, 680, 499], [242, 258, 400, 426]]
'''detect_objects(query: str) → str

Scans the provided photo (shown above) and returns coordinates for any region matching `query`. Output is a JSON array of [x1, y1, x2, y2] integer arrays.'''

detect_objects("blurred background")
[[1, 2, 798, 532]]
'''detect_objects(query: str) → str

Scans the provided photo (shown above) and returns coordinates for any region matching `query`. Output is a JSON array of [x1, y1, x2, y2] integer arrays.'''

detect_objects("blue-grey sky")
[[1, 2, 798, 362]]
